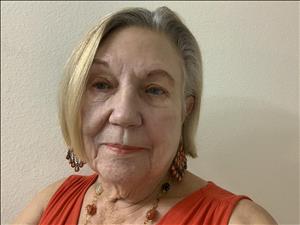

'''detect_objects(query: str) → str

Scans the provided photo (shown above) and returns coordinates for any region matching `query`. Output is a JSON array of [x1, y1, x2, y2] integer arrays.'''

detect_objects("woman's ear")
[[185, 96, 195, 117]]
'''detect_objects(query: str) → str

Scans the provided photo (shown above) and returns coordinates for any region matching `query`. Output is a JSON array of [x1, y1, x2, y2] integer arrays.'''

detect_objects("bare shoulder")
[[170, 170, 208, 198], [229, 199, 278, 225], [11, 177, 67, 225]]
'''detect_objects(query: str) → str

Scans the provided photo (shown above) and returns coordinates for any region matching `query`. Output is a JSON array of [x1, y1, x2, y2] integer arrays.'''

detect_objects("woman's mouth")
[[105, 143, 146, 154]]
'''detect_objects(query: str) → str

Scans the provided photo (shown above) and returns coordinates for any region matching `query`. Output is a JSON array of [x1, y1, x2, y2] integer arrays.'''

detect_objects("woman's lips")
[[105, 143, 146, 154]]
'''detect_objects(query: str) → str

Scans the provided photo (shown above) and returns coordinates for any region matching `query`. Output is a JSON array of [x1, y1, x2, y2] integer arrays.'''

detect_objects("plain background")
[[1, 1, 299, 224]]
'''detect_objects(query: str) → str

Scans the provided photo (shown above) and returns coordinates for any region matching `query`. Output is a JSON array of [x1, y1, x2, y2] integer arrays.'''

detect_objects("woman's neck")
[[95, 172, 169, 206], [81, 171, 207, 224]]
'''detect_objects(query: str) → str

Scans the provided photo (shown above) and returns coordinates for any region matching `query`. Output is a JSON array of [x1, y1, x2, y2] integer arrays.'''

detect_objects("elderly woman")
[[12, 6, 277, 225]]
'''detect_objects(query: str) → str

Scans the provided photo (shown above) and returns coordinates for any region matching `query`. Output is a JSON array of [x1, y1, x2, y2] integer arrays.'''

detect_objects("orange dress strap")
[[158, 181, 251, 225], [38, 175, 251, 225], [38, 174, 97, 225]]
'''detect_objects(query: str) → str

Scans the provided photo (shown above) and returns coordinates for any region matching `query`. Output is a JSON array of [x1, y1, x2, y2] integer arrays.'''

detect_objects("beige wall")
[[1, 1, 299, 224]]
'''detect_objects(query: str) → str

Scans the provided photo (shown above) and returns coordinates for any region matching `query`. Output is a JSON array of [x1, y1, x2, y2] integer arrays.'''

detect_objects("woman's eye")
[[145, 86, 166, 96], [93, 82, 112, 90]]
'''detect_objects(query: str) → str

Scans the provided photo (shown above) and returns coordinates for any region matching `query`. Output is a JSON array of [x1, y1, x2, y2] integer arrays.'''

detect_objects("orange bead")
[[146, 208, 157, 220]]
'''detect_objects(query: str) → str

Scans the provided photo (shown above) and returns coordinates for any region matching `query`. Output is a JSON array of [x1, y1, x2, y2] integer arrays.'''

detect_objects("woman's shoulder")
[[37, 173, 96, 209], [229, 199, 278, 224], [38, 177, 68, 210], [11, 177, 68, 225], [12, 173, 98, 225], [176, 172, 277, 224], [170, 170, 208, 198]]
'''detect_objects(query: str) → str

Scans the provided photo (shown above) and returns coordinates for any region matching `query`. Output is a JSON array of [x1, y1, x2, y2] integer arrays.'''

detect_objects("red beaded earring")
[[169, 142, 187, 182], [66, 148, 85, 172]]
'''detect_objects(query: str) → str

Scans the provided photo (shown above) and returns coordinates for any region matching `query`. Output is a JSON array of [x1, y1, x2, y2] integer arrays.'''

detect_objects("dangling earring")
[[169, 142, 187, 182], [66, 148, 85, 172]]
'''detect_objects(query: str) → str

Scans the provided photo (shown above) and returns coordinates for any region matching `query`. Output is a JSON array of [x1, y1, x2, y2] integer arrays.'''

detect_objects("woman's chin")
[[95, 159, 150, 184]]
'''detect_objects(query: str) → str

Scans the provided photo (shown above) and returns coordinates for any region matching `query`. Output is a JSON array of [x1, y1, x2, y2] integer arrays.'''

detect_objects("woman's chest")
[[77, 197, 183, 225]]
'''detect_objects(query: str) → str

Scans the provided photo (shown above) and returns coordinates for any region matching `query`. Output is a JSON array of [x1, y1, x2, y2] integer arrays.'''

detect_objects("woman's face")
[[82, 26, 186, 183]]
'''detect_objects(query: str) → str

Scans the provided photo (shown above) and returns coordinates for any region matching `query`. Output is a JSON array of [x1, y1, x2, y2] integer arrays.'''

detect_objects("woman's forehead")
[[91, 26, 184, 82]]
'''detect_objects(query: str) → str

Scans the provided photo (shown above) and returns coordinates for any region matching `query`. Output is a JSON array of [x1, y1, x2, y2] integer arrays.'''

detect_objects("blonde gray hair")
[[58, 6, 202, 161]]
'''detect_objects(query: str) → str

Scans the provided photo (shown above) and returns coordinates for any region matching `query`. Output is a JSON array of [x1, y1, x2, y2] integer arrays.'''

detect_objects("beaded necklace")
[[84, 182, 171, 225]]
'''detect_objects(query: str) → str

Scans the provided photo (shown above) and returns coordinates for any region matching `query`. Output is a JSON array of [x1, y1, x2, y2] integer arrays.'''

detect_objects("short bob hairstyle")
[[58, 6, 203, 161]]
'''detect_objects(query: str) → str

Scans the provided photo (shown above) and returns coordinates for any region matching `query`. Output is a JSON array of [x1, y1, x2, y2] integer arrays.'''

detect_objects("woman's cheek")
[[149, 110, 182, 170], [150, 109, 182, 142], [82, 103, 107, 135]]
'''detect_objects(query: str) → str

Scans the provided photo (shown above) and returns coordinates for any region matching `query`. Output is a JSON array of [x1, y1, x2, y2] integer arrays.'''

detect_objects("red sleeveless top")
[[38, 174, 251, 225]]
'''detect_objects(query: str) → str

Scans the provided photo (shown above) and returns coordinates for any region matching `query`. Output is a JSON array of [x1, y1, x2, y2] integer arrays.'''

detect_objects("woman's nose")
[[108, 88, 142, 128]]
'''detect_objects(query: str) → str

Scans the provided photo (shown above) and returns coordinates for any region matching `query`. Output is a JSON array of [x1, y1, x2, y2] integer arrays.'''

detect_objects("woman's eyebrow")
[[146, 69, 175, 86], [92, 58, 109, 67]]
